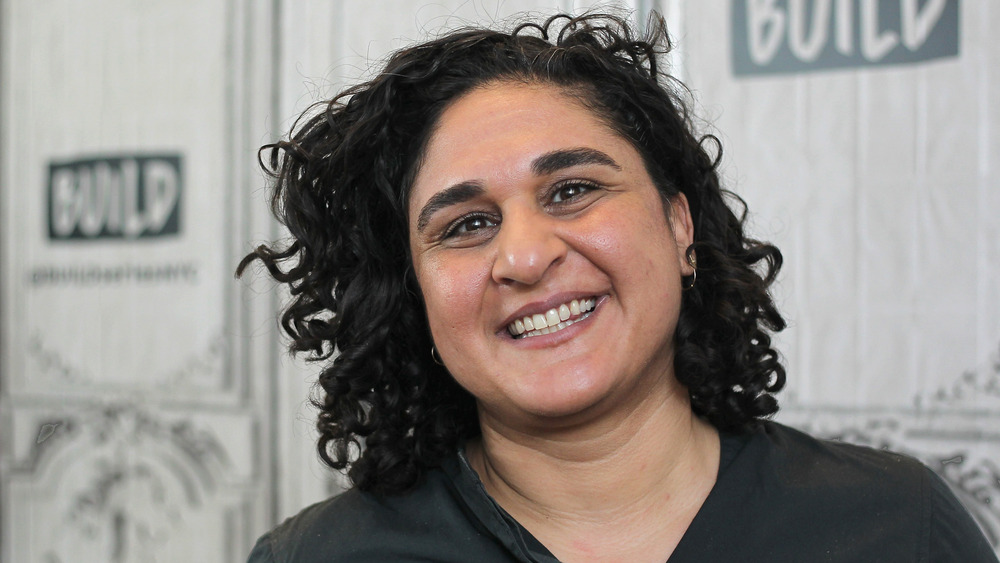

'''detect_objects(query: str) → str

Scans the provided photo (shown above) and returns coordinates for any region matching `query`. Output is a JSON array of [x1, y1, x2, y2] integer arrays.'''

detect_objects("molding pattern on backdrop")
[[25, 330, 228, 393], [9, 404, 231, 563], [158, 332, 228, 390], [781, 343, 1000, 548], [916, 342, 1000, 410], [26, 331, 90, 383], [14, 402, 231, 488]]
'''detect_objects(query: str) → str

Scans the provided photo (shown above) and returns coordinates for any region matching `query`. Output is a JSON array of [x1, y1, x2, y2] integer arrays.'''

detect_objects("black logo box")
[[731, 0, 960, 76], [47, 154, 182, 240]]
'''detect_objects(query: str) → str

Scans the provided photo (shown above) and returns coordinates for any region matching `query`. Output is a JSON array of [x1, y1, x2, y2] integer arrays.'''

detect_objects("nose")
[[491, 207, 567, 286]]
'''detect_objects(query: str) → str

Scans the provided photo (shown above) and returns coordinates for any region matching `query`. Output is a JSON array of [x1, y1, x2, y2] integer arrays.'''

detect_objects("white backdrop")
[[684, 1, 1000, 544], [1, 1, 997, 561]]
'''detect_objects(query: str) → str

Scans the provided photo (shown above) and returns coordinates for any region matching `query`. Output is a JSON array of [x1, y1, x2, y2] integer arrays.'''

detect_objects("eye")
[[443, 213, 498, 239], [550, 181, 598, 204]]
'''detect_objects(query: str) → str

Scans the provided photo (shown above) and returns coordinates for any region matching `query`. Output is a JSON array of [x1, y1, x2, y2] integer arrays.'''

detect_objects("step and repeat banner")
[[693, 0, 998, 547], [0, 1, 277, 561], [2, 0, 997, 560]]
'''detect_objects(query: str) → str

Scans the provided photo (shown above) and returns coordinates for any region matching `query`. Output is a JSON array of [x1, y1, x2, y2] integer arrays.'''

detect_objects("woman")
[[241, 12, 997, 562]]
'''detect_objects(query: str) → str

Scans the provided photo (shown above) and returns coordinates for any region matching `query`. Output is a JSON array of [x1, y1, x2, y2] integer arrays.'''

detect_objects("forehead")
[[425, 81, 613, 151], [408, 82, 632, 210]]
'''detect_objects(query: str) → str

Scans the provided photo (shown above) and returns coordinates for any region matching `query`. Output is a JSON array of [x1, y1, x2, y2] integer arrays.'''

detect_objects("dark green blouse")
[[247, 422, 998, 562]]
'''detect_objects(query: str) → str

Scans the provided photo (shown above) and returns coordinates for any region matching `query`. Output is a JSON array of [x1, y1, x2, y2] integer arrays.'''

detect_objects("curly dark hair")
[[237, 11, 786, 495]]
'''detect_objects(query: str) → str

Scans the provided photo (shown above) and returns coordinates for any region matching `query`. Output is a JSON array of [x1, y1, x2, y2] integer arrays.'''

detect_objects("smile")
[[507, 297, 596, 339]]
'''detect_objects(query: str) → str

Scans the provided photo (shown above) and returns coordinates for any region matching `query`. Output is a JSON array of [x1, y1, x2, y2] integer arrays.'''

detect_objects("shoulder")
[[755, 421, 927, 488], [761, 422, 997, 560], [247, 487, 413, 563], [735, 421, 930, 533], [245, 461, 518, 563], [922, 457, 998, 561], [702, 421, 998, 561]]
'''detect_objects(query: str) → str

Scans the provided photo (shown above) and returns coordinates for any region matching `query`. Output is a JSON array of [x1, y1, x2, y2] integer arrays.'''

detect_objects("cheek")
[[581, 211, 670, 271], [416, 257, 488, 340], [582, 207, 682, 300]]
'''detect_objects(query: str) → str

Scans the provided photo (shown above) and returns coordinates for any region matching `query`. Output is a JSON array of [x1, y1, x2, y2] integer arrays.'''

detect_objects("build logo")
[[732, 0, 960, 76], [47, 154, 182, 240]]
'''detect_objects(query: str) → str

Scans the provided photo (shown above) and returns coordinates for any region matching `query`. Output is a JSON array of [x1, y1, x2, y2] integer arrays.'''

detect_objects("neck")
[[467, 385, 720, 562]]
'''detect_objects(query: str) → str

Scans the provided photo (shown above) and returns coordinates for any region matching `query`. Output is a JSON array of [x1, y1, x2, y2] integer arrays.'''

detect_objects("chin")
[[508, 377, 621, 422]]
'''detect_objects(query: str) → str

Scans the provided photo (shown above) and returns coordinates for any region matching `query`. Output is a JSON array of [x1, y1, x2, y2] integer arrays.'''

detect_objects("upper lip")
[[498, 292, 601, 331]]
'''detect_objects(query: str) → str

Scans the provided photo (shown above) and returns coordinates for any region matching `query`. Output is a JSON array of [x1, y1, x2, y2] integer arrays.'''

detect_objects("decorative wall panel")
[[2, 0, 234, 403], [686, 1, 999, 553], [1, 0, 277, 561], [6, 404, 253, 562]]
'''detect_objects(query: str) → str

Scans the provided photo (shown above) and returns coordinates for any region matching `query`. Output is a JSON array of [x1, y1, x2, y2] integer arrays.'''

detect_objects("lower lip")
[[504, 297, 603, 348]]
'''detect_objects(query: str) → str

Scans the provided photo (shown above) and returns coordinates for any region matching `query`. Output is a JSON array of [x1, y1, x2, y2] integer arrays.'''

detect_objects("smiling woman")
[[238, 11, 997, 563]]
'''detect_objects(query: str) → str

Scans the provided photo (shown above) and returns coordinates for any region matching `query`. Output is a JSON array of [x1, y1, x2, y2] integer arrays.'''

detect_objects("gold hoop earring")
[[682, 270, 697, 290], [682, 247, 697, 290], [430, 346, 445, 366]]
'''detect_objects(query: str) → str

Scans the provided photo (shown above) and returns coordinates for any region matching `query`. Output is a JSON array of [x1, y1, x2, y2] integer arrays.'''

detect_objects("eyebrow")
[[532, 147, 621, 176], [416, 181, 485, 233], [415, 147, 621, 233]]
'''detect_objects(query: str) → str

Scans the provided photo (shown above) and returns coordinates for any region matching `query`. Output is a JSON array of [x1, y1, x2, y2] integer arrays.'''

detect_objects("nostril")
[[492, 240, 566, 286], [491, 222, 568, 286]]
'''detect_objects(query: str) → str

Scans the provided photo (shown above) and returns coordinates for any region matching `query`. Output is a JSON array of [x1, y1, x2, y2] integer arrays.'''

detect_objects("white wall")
[[683, 1, 1000, 544], [1, 1, 277, 561]]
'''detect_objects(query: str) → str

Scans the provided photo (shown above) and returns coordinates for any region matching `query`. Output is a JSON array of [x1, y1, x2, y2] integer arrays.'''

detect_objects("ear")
[[668, 193, 695, 276]]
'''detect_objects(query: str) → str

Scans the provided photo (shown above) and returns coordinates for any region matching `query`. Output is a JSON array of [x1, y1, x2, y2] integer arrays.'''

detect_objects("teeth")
[[545, 309, 560, 327], [532, 313, 547, 329], [558, 304, 570, 321], [507, 297, 596, 339]]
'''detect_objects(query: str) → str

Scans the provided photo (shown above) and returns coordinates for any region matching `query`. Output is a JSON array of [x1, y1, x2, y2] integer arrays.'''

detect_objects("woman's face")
[[408, 82, 695, 429]]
